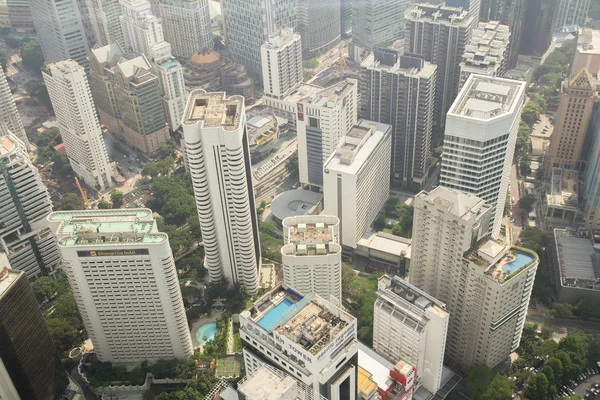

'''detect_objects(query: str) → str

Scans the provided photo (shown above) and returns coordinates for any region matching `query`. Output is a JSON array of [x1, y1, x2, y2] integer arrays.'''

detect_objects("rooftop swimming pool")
[[501, 252, 534, 274], [257, 298, 295, 331]]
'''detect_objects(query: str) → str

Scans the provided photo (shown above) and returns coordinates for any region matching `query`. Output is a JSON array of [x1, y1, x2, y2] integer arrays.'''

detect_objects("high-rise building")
[[42, 60, 114, 191], [351, 0, 406, 60], [0, 68, 27, 146], [0, 264, 69, 400], [0, 132, 61, 279], [160, 0, 213, 60], [221, 0, 296, 79], [297, 0, 341, 57], [281, 215, 342, 304], [85, 0, 125, 47], [405, 4, 475, 129], [374, 275, 449, 394], [340, 0, 352, 36], [48, 209, 194, 362], [459, 21, 510, 89], [503, 0, 527, 69], [446, 0, 481, 25], [545, 69, 597, 176], [323, 120, 392, 249], [90, 44, 170, 155], [520, 0, 558, 56], [359, 51, 436, 189], [0, 358, 20, 400], [479, 0, 506, 22], [6, 0, 35, 32], [182, 91, 260, 294], [440, 75, 526, 238], [119, 0, 163, 57], [261, 28, 303, 100], [410, 187, 538, 372], [297, 79, 357, 188], [240, 283, 359, 400], [29, 0, 90, 69], [572, 29, 600, 76], [584, 119, 600, 228], [555, 0, 591, 30], [237, 364, 328, 400]]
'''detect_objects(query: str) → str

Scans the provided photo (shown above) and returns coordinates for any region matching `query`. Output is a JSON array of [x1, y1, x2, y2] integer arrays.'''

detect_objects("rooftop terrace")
[[554, 229, 600, 290], [451, 75, 525, 119], [237, 364, 325, 400], [183, 91, 243, 129]]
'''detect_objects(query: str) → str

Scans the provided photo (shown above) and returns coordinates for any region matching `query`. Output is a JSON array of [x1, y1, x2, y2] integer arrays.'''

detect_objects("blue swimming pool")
[[196, 322, 216, 344], [258, 298, 295, 331], [502, 252, 534, 274]]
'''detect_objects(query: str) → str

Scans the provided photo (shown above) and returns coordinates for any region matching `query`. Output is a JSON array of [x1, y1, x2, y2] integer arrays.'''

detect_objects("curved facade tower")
[[182, 91, 260, 294]]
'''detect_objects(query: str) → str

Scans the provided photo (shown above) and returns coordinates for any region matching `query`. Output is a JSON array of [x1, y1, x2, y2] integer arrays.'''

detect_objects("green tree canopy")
[[466, 365, 496, 399], [480, 374, 512, 400], [20, 39, 44, 72], [98, 200, 112, 209], [24, 79, 51, 107], [56, 193, 85, 211], [518, 195, 536, 213], [285, 152, 299, 181], [526, 372, 550, 400], [0, 51, 10, 72], [521, 102, 541, 127], [110, 190, 124, 208]]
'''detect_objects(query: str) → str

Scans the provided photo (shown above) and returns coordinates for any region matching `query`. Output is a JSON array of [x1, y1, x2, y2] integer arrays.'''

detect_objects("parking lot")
[[575, 373, 600, 399]]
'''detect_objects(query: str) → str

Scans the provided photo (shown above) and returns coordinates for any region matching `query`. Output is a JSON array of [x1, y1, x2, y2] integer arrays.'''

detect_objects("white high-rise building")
[[29, 0, 90, 69], [261, 28, 303, 100], [48, 209, 194, 362], [410, 187, 538, 372], [85, 0, 124, 47], [240, 283, 359, 400], [160, 0, 213, 60], [297, 79, 357, 188], [281, 215, 342, 304], [351, 0, 406, 60], [297, 0, 341, 56], [182, 90, 260, 294], [374, 275, 448, 394], [0, 132, 61, 280], [323, 120, 392, 249], [237, 364, 327, 400], [119, 0, 163, 57], [0, 68, 27, 146], [0, 359, 20, 400], [440, 75, 526, 238], [42, 60, 114, 191]]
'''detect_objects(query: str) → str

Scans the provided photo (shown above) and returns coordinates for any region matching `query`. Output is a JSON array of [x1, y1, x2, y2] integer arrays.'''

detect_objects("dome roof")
[[190, 49, 221, 65]]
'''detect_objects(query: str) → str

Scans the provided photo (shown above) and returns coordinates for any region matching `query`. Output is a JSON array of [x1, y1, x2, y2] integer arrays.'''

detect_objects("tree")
[[303, 58, 319, 70], [526, 372, 550, 400], [149, 175, 196, 225], [466, 365, 496, 399], [20, 39, 44, 72], [141, 156, 174, 178], [24, 79, 51, 106], [520, 155, 532, 177], [541, 325, 553, 340], [46, 318, 77, 354], [98, 200, 112, 209], [56, 193, 85, 211], [110, 190, 124, 208], [373, 215, 386, 230], [546, 357, 564, 384], [33, 276, 60, 302], [5, 36, 24, 49], [518, 195, 536, 213], [550, 302, 574, 318], [521, 102, 541, 127], [285, 152, 299, 181], [480, 374, 512, 400], [0, 51, 10, 72], [213, 35, 224, 50]]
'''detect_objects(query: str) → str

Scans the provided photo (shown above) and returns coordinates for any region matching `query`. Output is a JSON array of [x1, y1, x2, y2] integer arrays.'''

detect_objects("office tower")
[[0, 132, 61, 279], [85, 0, 124, 47], [240, 283, 359, 400], [544, 69, 597, 176], [374, 275, 449, 394], [446, 0, 481, 24], [29, 0, 89, 68], [221, 0, 296, 79], [0, 265, 69, 399], [48, 209, 194, 362], [238, 364, 327, 400], [297, 0, 341, 57], [584, 121, 600, 228], [160, 0, 213, 60], [520, 0, 558, 56], [351, 0, 406, 59], [556, 0, 591, 30], [261, 28, 303, 100], [154, 54, 188, 131], [572, 29, 600, 76], [182, 91, 260, 294], [90, 44, 170, 155], [440, 75, 526, 238], [43, 60, 114, 191], [359, 51, 436, 189], [323, 120, 392, 249], [405, 4, 474, 129], [504, 0, 527, 68], [341, 0, 352, 36], [479, 0, 506, 22], [0, 68, 28, 146], [297, 79, 357, 188], [6, 0, 35, 32], [459, 21, 510, 89], [281, 215, 342, 303]]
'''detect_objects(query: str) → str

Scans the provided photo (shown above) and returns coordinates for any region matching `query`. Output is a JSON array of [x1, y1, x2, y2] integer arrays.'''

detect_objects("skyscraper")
[[261, 28, 303, 100], [584, 120, 600, 228], [0, 68, 28, 146], [6, 0, 35, 32], [520, 0, 558, 56], [29, 0, 90, 68], [297, 0, 341, 57], [479, 0, 506, 22], [405, 3, 474, 129], [85, 0, 125, 47], [160, 0, 213, 60], [446, 0, 481, 24], [503, 0, 527, 68], [221, 0, 296, 79], [359, 51, 436, 189], [351, 0, 406, 60], [182, 91, 260, 294], [555, 0, 591, 30], [0, 264, 69, 400], [48, 209, 194, 362], [340, 0, 352, 36], [440, 75, 526, 238], [410, 187, 538, 372], [43, 60, 114, 191], [0, 132, 61, 279]]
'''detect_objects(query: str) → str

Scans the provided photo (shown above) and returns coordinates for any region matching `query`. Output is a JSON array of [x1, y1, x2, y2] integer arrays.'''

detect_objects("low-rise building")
[[572, 29, 600, 76], [544, 168, 580, 226], [355, 232, 411, 276]]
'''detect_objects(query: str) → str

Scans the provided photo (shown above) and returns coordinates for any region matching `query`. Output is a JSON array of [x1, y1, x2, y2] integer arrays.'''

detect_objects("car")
[[545, 125, 550, 128], [594, 383, 599, 388]]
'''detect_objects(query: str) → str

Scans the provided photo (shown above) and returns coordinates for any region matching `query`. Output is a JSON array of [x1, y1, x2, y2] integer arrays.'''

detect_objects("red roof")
[[53, 143, 67, 156]]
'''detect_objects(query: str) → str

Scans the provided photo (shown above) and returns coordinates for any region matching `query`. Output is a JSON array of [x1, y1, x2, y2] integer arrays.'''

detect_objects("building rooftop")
[[554, 229, 600, 289], [183, 90, 244, 129], [282, 83, 325, 105], [406, 3, 472, 25], [461, 21, 510, 73], [420, 186, 491, 221], [0, 267, 20, 298], [450, 75, 526, 119], [282, 216, 340, 256], [547, 168, 579, 209], [0, 134, 16, 156], [298, 79, 355, 108], [577, 29, 600, 55], [263, 27, 300, 50], [378, 274, 447, 322], [270, 190, 323, 222], [237, 364, 326, 400], [357, 231, 411, 258], [361, 51, 437, 78]]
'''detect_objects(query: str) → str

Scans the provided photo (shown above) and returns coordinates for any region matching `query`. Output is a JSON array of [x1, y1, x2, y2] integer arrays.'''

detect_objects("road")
[[527, 314, 600, 336], [575, 375, 600, 399]]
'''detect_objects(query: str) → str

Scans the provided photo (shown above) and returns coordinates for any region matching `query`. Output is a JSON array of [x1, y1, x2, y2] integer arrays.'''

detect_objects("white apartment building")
[[42, 60, 114, 191], [48, 209, 194, 362], [237, 364, 327, 400], [297, 0, 341, 56], [324, 120, 392, 249], [0, 359, 19, 400], [120, 0, 163, 57], [0, 68, 27, 146], [440, 75, 526, 238], [85, 0, 124, 47], [261, 28, 303, 100], [182, 91, 260, 294], [373, 275, 448, 394], [459, 21, 510, 89], [281, 215, 342, 304], [160, 0, 213, 60], [240, 283, 359, 400], [297, 79, 357, 187], [29, 0, 90, 69], [0, 132, 61, 279]]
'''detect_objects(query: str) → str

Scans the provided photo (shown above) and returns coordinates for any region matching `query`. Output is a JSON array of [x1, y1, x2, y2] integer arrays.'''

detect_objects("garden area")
[[342, 262, 381, 345], [373, 199, 414, 238]]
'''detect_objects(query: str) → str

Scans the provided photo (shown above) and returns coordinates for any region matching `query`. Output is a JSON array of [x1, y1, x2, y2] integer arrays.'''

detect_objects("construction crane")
[[338, 47, 346, 80], [74, 177, 90, 209]]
